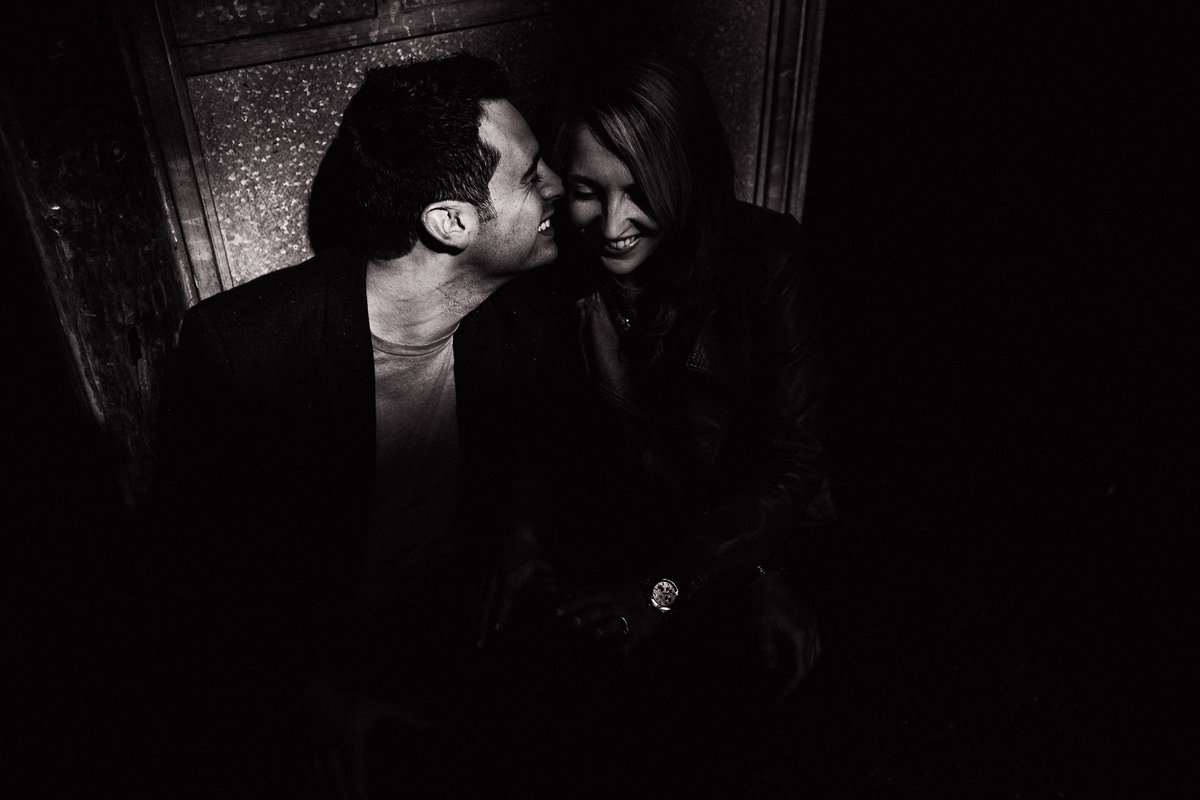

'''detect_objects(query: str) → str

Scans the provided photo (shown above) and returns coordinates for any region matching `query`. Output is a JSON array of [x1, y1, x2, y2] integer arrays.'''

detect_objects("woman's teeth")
[[609, 234, 640, 250]]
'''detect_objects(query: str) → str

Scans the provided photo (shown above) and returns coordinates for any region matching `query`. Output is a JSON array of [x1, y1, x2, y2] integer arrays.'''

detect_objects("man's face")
[[472, 99, 564, 275]]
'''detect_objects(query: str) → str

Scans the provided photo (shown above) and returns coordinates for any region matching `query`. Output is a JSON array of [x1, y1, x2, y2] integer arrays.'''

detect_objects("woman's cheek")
[[568, 198, 597, 229]]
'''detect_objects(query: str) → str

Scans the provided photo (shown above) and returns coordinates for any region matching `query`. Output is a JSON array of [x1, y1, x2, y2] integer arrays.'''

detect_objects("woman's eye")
[[570, 185, 596, 199]]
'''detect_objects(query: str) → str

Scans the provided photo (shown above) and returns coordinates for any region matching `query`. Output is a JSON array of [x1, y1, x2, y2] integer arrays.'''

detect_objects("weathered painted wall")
[[167, 0, 378, 45], [186, 0, 773, 284], [661, 0, 773, 200], [2, 5, 191, 503], [188, 15, 570, 284], [0, 0, 787, 502]]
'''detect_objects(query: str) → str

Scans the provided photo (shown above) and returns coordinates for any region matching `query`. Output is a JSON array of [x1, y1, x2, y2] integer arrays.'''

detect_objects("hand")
[[557, 583, 661, 655], [749, 571, 821, 702], [477, 524, 557, 648], [304, 680, 428, 800]]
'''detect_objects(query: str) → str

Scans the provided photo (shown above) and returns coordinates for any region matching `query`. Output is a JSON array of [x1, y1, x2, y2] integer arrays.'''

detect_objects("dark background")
[[792, 1, 1196, 796], [7, 1, 1196, 796]]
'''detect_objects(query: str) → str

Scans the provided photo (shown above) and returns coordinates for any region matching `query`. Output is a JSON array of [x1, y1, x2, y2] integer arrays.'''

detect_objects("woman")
[[472, 49, 829, 792]]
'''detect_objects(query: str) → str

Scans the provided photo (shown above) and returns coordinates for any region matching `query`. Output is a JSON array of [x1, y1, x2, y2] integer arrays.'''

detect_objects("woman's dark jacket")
[[471, 201, 829, 593]]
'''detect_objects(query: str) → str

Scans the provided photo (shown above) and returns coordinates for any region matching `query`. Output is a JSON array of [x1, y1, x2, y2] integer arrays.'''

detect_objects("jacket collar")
[[319, 248, 371, 355], [314, 248, 376, 492]]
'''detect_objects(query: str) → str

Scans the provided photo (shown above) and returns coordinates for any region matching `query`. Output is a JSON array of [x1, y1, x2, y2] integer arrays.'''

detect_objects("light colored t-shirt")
[[357, 326, 462, 604]]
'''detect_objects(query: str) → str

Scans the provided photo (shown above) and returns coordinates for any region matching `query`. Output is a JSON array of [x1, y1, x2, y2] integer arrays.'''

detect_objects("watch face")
[[650, 579, 679, 611]]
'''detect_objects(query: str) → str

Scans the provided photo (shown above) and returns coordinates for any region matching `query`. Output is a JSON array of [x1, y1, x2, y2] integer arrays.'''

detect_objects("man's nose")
[[540, 166, 564, 202]]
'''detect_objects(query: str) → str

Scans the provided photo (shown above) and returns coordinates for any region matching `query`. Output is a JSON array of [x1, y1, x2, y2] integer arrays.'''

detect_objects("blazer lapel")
[[313, 250, 376, 517]]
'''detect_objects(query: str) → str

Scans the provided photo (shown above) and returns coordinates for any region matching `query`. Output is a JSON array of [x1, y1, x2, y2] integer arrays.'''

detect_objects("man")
[[151, 53, 562, 796]]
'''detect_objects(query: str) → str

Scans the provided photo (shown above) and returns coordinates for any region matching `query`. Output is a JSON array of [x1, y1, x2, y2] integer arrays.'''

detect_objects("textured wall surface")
[[188, 1, 773, 285], [664, 0, 772, 200], [189, 16, 569, 284], [2, 6, 192, 502], [168, 0, 378, 45], [549, 0, 773, 200]]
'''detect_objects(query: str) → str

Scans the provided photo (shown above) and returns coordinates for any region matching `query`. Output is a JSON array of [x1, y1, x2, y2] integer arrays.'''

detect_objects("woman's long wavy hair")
[[553, 51, 738, 357]]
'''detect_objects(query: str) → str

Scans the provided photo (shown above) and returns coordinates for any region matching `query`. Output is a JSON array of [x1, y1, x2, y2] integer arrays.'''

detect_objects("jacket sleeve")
[[149, 304, 321, 727], [678, 211, 830, 594], [151, 304, 244, 584]]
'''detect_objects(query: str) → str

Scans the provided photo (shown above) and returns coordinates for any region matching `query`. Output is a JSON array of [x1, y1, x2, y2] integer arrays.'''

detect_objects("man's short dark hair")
[[309, 53, 510, 259]]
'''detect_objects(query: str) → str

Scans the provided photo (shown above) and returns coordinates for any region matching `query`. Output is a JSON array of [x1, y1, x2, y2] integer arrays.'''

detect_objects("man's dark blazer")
[[150, 246, 506, 779]]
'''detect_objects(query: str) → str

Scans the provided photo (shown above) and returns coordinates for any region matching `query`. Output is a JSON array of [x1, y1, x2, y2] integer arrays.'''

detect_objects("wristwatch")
[[646, 578, 680, 614]]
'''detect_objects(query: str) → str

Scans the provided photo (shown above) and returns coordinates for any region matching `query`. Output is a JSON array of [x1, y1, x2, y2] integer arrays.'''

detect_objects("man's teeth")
[[538, 218, 551, 232], [610, 235, 640, 250]]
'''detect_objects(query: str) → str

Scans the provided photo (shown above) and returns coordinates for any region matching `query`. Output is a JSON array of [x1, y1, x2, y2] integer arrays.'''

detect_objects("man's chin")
[[488, 248, 556, 279], [526, 243, 559, 271]]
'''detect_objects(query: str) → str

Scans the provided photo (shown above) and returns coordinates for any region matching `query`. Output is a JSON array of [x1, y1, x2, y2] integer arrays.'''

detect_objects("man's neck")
[[365, 251, 507, 345]]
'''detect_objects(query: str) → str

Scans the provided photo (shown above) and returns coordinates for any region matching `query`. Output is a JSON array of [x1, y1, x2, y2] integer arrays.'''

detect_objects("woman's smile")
[[566, 126, 664, 276], [597, 232, 644, 256]]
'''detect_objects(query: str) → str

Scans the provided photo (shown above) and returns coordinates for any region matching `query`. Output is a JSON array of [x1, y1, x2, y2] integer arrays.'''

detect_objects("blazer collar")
[[320, 248, 371, 354], [314, 249, 376, 488]]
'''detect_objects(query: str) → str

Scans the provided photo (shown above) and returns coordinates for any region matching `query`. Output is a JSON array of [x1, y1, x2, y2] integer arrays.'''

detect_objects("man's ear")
[[421, 201, 477, 252]]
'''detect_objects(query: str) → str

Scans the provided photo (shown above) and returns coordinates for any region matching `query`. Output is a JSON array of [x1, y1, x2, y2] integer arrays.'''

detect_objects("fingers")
[[756, 614, 779, 671], [778, 666, 804, 703], [556, 586, 656, 653], [318, 712, 381, 800], [343, 734, 369, 800], [392, 705, 432, 731], [590, 615, 629, 640], [768, 625, 822, 703], [752, 607, 812, 703], [476, 573, 502, 648], [555, 593, 589, 618], [558, 599, 624, 629], [556, 586, 631, 619], [794, 616, 820, 675], [312, 753, 333, 800], [308, 694, 411, 800], [534, 560, 560, 598], [491, 572, 522, 634], [314, 748, 350, 800], [768, 628, 803, 703], [476, 564, 534, 648]]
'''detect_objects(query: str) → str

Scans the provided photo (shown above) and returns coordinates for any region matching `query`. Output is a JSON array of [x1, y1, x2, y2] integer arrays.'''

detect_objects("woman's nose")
[[603, 195, 636, 238]]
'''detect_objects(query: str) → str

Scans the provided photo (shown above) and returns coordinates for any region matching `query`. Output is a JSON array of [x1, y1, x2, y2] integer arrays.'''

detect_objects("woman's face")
[[565, 126, 664, 278]]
